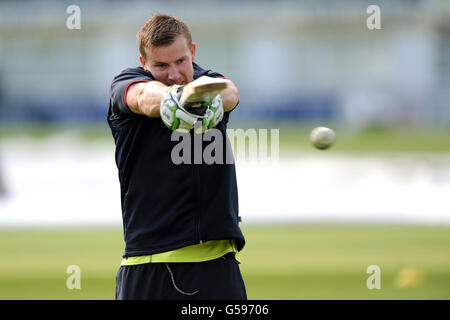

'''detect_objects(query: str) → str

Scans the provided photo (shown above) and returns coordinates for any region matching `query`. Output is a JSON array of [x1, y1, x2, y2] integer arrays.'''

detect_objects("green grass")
[[277, 126, 450, 154], [2, 122, 450, 153], [1, 224, 450, 299]]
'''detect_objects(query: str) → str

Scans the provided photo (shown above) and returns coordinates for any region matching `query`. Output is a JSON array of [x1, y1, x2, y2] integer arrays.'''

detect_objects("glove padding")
[[204, 95, 224, 131], [160, 85, 224, 133], [160, 85, 198, 133]]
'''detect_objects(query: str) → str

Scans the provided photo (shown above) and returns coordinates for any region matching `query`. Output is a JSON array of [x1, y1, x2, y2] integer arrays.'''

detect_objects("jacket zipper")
[[195, 161, 202, 243]]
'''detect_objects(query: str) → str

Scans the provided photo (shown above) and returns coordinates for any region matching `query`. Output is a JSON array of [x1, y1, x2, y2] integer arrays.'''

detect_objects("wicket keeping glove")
[[160, 85, 224, 133], [160, 85, 199, 133], [203, 94, 224, 131], [186, 94, 224, 133]]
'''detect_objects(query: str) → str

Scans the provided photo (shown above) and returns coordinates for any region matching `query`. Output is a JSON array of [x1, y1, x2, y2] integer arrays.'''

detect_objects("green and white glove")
[[160, 85, 224, 133], [160, 85, 198, 133], [204, 94, 224, 131], [188, 94, 224, 133]]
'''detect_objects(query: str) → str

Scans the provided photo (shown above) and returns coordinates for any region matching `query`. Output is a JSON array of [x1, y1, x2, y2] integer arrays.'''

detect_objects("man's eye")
[[177, 59, 184, 64]]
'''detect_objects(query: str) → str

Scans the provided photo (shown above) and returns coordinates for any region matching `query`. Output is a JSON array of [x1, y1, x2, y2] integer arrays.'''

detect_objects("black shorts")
[[115, 253, 247, 300]]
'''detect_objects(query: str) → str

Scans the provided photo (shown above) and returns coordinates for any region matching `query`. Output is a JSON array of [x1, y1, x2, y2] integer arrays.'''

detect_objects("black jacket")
[[108, 63, 245, 257]]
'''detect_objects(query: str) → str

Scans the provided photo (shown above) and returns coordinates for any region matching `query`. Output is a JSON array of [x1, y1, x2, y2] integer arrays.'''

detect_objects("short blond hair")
[[137, 13, 192, 60]]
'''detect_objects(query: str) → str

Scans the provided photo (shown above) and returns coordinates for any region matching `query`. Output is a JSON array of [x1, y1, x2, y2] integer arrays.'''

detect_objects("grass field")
[[1, 224, 449, 300], [2, 122, 450, 154], [1, 123, 449, 300]]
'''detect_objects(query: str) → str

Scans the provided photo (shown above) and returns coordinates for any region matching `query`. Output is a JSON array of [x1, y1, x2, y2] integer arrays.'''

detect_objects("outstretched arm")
[[125, 78, 239, 117], [220, 78, 240, 112], [125, 81, 170, 118]]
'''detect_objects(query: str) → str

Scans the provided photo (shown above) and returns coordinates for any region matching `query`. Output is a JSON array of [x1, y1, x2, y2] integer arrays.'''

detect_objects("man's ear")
[[191, 43, 196, 61], [139, 55, 146, 68]]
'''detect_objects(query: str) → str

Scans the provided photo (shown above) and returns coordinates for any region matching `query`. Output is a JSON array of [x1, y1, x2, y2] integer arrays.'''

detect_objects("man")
[[108, 13, 246, 300]]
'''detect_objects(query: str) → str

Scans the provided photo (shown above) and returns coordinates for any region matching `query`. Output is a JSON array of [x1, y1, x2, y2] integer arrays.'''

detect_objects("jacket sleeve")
[[108, 68, 152, 127]]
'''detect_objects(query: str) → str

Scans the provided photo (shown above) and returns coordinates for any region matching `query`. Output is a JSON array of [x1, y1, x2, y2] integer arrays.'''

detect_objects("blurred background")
[[0, 0, 449, 299]]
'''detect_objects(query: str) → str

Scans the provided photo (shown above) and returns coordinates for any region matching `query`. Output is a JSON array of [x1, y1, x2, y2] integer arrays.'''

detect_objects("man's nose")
[[167, 66, 182, 82]]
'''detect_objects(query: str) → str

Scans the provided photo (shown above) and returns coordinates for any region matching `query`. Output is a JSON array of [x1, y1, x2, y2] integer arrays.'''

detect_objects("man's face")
[[140, 35, 196, 86]]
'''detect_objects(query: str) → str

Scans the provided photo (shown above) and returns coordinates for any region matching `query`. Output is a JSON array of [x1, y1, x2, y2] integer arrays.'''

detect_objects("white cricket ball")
[[310, 126, 336, 150]]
